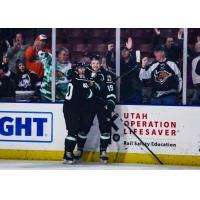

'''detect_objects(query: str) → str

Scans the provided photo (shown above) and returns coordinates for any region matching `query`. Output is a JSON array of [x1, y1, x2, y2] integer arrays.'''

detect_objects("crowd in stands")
[[0, 28, 200, 105]]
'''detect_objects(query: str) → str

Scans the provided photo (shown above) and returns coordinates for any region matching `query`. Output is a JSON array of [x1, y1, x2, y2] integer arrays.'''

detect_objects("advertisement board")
[[0, 103, 200, 165]]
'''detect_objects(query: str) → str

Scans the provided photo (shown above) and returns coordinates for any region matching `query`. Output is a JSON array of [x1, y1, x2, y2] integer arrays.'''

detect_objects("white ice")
[[0, 160, 199, 170]]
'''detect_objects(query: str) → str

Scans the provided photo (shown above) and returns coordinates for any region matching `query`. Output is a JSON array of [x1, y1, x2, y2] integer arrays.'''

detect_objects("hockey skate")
[[63, 152, 75, 165], [100, 151, 108, 164], [73, 150, 83, 162]]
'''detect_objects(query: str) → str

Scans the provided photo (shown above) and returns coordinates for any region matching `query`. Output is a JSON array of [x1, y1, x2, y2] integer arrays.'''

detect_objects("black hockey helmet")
[[90, 54, 101, 61], [72, 61, 86, 70]]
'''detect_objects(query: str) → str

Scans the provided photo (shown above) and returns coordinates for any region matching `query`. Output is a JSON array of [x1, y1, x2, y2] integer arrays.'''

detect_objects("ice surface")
[[0, 160, 199, 170]]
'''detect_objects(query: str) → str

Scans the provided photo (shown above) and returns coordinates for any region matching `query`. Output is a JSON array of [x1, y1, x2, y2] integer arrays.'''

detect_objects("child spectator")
[[15, 59, 39, 102]]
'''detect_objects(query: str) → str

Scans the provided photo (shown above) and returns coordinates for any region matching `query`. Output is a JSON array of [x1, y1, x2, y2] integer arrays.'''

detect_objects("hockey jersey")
[[38, 51, 52, 101], [85, 67, 117, 111], [64, 75, 93, 112], [192, 56, 200, 85], [139, 59, 182, 98]]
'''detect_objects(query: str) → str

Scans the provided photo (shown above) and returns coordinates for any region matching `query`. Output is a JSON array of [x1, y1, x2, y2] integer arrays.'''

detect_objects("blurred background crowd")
[[0, 28, 200, 105]]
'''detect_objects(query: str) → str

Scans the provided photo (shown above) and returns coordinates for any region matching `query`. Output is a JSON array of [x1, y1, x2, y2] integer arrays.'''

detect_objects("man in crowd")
[[153, 28, 183, 63], [120, 37, 142, 104], [191, 42, 200, 104], [7, 33, 29, 74], [106, 37, 142, 104], [25, 34, 51, 79], [0, 30, 9, 65], [106, 43, 115, 72], [0, 63, 15, 101], [140, 45, 182, 105]]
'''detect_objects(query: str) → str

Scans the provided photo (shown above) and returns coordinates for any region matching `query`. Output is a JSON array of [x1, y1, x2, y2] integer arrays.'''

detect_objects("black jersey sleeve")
[[104, 71, 117, 111]]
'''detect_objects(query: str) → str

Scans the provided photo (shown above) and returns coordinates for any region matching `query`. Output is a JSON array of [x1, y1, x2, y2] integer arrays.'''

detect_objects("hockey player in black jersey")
[[63, 62, 94, 164], [74, 55, 117, 164]]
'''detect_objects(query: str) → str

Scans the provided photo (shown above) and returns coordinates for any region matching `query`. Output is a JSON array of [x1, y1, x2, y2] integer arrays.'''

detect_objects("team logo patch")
[[154, 70, 172, 84]]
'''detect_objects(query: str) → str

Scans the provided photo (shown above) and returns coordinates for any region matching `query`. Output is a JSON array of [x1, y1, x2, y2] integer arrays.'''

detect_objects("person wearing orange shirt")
[[25, 34, 51, 79]]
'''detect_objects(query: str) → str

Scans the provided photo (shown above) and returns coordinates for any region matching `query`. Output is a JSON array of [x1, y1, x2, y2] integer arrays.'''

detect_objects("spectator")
[[15, 59, 39, 102], [101, 56, 107, 70], [81, 51, 91, 65], [140, 45, 182, 105], [15, 59, 39, 90], [38, 51, 52, 102], [2, 52, 17, 81], [25, 34, 51, 79], [7, 33, 29, 74], [57, 47, 71, 75], [191, 42, 200, 104], [0, 31, 9, 65], [56, 66, 69, 101], [106, 43, 115, 72], [153, 28, 183, 62], [0, 63, 15, 101], [120, 37, 142, 104], [56, 47, 72, 101]]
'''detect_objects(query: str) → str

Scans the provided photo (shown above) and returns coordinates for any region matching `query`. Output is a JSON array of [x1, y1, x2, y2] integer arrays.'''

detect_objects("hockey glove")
[[67, 69, 77, 80], [106, 99, 115, 112]]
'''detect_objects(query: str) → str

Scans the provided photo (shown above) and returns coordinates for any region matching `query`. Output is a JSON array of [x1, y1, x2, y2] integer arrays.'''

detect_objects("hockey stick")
[[109, 64, 140, 81], [112, 111, 164, 165], [100, 95, 163, 165], [109, 49, 141, 81]]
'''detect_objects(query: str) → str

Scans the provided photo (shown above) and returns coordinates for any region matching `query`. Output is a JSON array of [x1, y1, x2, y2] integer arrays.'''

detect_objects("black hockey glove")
[[67, 69, 77, 80], [106, 100, 115, 112]]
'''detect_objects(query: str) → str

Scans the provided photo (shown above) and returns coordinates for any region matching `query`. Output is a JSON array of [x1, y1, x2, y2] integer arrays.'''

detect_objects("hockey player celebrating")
[[63, 62, 94, 164], [75, 55, 117, 164]]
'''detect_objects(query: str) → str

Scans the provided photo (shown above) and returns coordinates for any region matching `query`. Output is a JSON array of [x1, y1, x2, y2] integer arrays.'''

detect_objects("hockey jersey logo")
[[83, 83, 89, 88], [154, 69, 172, 85], [18, 74, 31, 89]]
